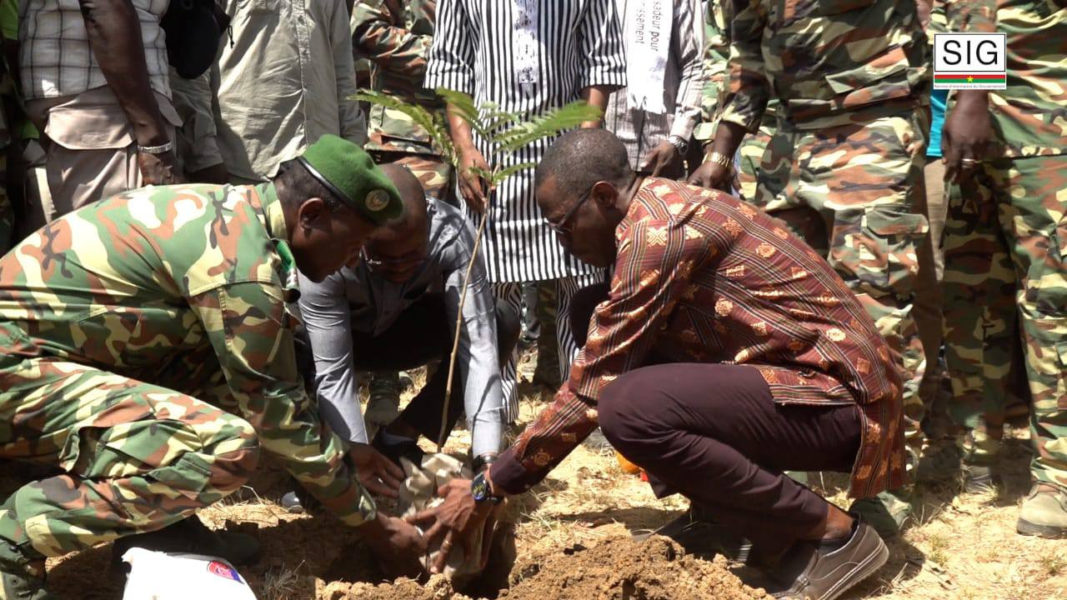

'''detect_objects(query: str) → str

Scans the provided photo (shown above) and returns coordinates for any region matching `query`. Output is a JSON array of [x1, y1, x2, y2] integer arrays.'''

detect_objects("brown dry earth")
[[2, 350, 1065, 599], [324, 537, 770, 600]]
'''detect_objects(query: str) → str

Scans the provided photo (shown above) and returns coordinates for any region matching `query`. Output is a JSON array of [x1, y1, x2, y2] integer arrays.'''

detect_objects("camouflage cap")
[[297, 134, 402, 224]]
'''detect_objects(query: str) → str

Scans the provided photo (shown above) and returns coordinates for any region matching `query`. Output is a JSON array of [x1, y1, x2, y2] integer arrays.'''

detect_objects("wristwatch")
[[668, 135, 689, 155], [471, 471, 503, 504]]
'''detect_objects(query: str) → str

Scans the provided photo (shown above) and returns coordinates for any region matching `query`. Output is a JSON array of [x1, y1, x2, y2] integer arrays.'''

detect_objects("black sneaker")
[[0, 540, 51, 600], [769, 520, 888, 600], [111, 516, 261, 574], [633, 504, 752, 562]]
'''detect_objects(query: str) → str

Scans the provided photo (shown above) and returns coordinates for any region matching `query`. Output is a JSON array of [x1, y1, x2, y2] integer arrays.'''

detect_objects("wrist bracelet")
[[472, 453, 497, 474], [138, 140, 175, 155], [705, 150, 732, 169]]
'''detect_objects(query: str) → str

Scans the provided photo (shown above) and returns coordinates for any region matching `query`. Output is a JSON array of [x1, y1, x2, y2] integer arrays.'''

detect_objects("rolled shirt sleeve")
[[578, 0, 627, 90], [423, 0, 476, 95], [694, 0, 731, 145], [352, 0, 434, 79], [717, 0, 771, 133], [188, 280, 376, 526]]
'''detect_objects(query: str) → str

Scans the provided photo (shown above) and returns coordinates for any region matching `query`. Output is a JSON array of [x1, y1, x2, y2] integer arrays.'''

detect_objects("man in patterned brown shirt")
[[410, 130, 905, 600]]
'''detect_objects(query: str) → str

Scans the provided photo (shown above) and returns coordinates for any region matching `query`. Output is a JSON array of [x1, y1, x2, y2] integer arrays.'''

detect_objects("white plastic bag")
[[399, 453, 486, 582], [121, 548, 257, 600]]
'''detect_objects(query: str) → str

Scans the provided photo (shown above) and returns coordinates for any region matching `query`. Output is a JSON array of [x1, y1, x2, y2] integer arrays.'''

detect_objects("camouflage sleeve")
[[352, 0, 433, 81], [189, 281, 377, 527], [693, 0, 730, 145], [945, 0, 996, 33], [718, 0, 771, 133], [423, 0, 476, 95]]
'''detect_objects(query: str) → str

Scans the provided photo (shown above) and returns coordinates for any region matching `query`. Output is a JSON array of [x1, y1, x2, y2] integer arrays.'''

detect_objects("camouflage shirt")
[[948, 0, 1067, 158], [0, 184, 376, 526], [352, 0, 445, 155], [719, 0, 928, 132]]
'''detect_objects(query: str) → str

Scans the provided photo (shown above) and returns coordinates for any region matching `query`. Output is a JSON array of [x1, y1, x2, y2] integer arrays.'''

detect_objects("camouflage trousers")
[[942, 155, 1067, 490], [0, 354, 260, 558], [374, 152, 453, 204], [752, 112, 930, 446]]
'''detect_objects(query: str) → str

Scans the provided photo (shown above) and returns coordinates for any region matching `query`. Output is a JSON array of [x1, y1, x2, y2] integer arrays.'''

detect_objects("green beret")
[[297, 134, 402, 224]]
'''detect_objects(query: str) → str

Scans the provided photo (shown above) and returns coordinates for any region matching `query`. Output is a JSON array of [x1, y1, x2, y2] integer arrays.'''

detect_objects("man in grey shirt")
[[298, 165, 518, 480]]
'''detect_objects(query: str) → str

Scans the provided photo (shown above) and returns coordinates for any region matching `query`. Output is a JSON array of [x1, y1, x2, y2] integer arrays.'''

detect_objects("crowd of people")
[[0, 1, 1063, 599]]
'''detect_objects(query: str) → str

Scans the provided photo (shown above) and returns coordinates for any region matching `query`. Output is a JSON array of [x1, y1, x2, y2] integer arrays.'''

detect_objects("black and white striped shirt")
[[424, 0, 626, 283]]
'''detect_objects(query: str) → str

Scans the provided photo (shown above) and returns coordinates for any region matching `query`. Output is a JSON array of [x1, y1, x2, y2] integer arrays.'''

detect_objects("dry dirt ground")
[[3, 350, 1065, 599]]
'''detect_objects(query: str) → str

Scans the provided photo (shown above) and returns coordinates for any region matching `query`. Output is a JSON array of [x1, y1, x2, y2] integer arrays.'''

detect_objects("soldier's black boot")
[[111, 516, 261, 574], [0, 539, 52, 600]]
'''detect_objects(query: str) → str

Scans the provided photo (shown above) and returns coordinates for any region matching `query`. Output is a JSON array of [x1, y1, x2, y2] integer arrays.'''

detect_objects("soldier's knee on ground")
[[200, 415, 260, 496]]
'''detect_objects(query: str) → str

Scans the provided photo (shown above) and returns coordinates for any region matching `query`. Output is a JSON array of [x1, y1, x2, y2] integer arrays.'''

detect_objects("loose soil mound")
[[503, 536, 771, 600], [319, 536, 770, 600], [323, 574, 472, 600]]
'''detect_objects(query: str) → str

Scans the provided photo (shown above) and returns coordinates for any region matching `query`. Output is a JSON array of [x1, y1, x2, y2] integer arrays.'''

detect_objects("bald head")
[[535, 129, 632, 212], [379, 163, 428, 238]]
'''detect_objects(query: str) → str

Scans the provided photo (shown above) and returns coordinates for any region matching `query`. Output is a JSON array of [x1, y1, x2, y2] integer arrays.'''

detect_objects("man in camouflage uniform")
[[941, 0, 1067, 537], [689, 0, 930, 458], [691, 0, 778, 204], [352, 0, 453, 202], [0, 136, 426, 598]]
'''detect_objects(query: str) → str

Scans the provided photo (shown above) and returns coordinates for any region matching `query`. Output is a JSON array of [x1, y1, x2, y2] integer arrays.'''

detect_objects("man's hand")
[[137, 150, 182, 186], [359, 512, 427, 578], [457, 146, 491, 213], [405, 478, 498, 574], [942, 90, 993, 184], [350, 442, 405, 499], [687, 159, 733, 192], [642, 141, 684, 178]]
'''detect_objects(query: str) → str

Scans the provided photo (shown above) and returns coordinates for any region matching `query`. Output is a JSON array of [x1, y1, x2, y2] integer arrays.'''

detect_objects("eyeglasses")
[[547, 187, 594, 237]]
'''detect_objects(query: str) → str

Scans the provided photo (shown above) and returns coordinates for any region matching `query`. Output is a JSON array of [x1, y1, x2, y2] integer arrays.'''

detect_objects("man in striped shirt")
[[410, 130, 905, 600], [424, 0, 626, 418]]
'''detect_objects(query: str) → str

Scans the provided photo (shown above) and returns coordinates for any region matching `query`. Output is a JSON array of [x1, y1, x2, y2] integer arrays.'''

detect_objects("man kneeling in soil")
[[0, 136, 427, 599], [293, 165, 518, 504], [412, 129, 906, 600]]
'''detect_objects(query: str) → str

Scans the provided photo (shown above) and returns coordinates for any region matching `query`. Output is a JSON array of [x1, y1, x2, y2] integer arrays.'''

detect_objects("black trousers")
[[570, 285, 862, 555], [301, 294, 521, 445]]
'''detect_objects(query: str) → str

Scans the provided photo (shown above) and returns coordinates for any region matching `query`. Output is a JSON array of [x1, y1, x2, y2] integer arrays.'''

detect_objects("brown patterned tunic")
[[491, 178, 906, 498]]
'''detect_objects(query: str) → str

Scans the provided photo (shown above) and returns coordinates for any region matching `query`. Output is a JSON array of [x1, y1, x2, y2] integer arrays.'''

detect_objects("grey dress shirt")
[[298, 199, 503, 457]]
